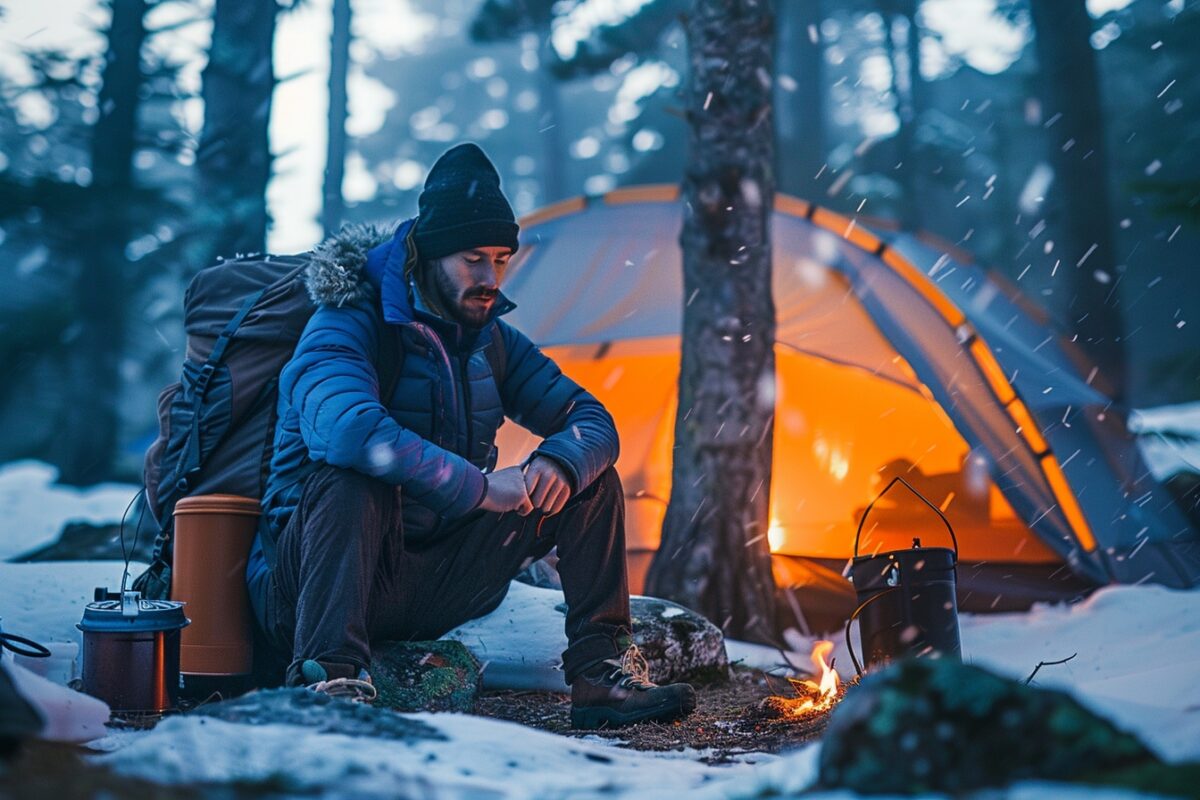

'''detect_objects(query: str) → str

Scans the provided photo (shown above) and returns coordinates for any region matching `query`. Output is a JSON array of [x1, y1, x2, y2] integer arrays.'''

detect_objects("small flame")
[[781, 640, 841, 715]]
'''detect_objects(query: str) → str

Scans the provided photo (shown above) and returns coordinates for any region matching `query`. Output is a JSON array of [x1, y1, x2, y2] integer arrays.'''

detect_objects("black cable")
[[0, 632, 51, 659], [118, 488, 147, 595]]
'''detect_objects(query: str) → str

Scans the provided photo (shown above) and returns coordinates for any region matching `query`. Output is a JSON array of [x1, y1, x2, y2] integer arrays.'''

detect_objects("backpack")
[[133, 254, 507, 599]]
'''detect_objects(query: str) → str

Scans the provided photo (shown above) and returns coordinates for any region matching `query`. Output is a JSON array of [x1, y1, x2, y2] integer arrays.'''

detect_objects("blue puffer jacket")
[[258, 220, 620, 560]]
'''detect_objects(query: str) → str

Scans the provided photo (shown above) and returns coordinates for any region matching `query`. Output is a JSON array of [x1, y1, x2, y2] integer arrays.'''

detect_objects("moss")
[[372, 641, 481, 713]]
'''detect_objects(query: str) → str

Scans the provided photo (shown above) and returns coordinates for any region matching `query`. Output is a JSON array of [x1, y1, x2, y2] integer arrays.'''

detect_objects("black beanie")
[[413, 143, 520, 261]]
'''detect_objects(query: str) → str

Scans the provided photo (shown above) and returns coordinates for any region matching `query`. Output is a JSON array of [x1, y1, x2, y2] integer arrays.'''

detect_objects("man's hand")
[[523, 456, 572, 516], [479, 466, 534, 515]]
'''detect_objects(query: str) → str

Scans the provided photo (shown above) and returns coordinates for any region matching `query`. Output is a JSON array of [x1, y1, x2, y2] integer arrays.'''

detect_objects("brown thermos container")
[[172, 494, 260, 675]]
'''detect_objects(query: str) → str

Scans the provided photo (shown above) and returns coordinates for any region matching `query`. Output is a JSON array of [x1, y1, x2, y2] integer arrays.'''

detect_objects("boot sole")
[[570, 689, 697, 730]]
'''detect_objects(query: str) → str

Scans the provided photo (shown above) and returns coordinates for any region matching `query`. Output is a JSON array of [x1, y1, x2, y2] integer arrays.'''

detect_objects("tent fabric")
[[495, 186, 1200, 597]]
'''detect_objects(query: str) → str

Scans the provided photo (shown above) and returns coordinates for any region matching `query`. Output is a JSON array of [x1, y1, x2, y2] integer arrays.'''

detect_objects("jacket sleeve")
[[496, 321, 619, 493], [281, 304, 487, 518]]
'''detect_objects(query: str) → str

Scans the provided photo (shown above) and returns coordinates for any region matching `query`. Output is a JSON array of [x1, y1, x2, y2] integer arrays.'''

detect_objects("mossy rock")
[[630, 596, 730, 686], [372, 640, 481, 713], [818, 658, 1157, 795]]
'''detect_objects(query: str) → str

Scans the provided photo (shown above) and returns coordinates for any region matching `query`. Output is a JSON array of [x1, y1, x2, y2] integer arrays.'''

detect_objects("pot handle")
[[0, 632, 51, 659], [853, 476, 959, 559], [844, 587, 898, 678]]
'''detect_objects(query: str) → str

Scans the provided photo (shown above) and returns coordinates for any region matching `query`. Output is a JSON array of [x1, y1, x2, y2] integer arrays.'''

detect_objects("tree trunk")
[[775, 0, 824, 199], [322, 0, 352, 238], [536, 33, 566, 204], [196, 0, 277, 268], [1028, 0, 1125, 398], [885, 0, 923, 229], [55, 0, 148, 485], [646, 0, 778, 644]]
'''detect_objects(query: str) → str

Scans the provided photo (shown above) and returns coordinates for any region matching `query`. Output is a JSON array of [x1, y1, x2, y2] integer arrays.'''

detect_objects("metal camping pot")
[[845, 477, 962, 676], [78, 588, 189, 714]]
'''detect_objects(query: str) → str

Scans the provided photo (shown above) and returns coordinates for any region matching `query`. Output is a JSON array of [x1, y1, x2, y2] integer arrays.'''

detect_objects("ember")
[[763, 640, 842, 718]]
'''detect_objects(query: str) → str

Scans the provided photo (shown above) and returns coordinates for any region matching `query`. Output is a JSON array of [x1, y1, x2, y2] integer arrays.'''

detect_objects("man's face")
[[430, 245, 513, 328]]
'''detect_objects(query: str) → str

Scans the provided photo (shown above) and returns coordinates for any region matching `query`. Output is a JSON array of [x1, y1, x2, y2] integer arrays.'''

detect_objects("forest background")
[[0, 0, 1195, 487]]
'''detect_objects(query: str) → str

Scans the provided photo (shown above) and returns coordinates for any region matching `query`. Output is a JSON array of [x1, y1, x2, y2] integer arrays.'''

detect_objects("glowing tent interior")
[[494, 186, 1199, 630]]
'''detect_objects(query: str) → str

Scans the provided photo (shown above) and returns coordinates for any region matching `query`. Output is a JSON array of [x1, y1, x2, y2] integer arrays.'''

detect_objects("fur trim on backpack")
[[305, 223, 392, 307]]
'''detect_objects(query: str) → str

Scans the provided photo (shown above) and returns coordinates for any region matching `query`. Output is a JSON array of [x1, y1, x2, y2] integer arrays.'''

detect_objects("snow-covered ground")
[[1130, 401, 1200, 480], [3, 557, 1198, 798], [0, 460, 138, 561], [2, 426, 1198, 799]]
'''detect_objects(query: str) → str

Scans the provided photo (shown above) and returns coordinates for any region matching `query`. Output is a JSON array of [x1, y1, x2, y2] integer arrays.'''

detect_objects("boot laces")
[[309, 676, 378, 703], [609, 643, 653, 689]]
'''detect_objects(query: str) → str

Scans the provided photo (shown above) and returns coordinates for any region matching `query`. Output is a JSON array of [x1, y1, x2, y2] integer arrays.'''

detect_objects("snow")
[[97, 712, 775, 799], [1130, 401, 1200, 479], [443, 579, 570, 691], [0, 460, 139, 561], [1, 455, 1198, 796], [960, 585, 1200, 763], [0, 561, 142, 657], [6, 556, 1199, 798]]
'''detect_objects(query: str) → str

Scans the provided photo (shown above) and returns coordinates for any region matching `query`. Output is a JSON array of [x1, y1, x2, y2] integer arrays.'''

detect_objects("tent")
[[494, 186, 1200, 623]]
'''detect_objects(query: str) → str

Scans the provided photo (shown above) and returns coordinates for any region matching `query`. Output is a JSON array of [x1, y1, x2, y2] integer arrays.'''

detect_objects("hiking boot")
[[569, 645, 696, 729], [299, 659, 377, 704]]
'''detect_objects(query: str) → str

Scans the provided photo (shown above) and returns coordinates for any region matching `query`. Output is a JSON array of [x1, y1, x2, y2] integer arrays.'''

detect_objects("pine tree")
[[1028, 0, 1125, 398], [646, 0, 778, 643], [56, 0, 150, 485], [322, 0, 352, 237], [774, 0, 826, 199], [195, 0, 278, 267]]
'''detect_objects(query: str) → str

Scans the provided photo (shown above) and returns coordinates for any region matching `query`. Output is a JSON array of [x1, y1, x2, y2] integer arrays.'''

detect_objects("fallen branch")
[[1025, 653, 1077, 684]]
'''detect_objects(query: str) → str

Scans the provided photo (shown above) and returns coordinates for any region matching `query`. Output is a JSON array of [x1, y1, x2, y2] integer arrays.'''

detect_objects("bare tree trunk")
[[884, 0, 923, 229], [646, 0, 778, 644], [56, 0, 148, 485], [322, 0, 351, 237], [775, 0, 824, 199], [536, 34, 566, 203], [1029, 0, 1125, 398], [197, 0, 276, 267]]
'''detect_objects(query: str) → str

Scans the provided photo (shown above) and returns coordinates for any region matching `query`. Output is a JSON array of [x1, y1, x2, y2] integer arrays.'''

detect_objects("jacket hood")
[[305, 219, 515, 337], [304, 222, 392, 307]]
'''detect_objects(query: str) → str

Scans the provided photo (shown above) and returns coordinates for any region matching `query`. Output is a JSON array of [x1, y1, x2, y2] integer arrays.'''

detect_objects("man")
[[246, 143, 695, 729]]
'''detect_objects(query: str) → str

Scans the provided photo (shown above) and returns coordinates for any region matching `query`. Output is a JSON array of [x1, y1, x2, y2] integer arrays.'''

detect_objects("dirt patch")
[[473, 667, 836, 762]]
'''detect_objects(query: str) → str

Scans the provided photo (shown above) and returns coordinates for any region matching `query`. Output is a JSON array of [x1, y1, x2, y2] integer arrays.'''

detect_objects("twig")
[[775, 647, 805, 674], [1025, 652, 1077, 684]]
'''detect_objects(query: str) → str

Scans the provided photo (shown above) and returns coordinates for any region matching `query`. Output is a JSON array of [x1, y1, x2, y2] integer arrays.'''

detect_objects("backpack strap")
[[167, 289, 264, 507], [377, 322, 404, 404], [485, 321, 507, 384]]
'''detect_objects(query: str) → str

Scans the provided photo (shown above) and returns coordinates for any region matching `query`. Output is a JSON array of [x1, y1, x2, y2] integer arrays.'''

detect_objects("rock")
[[630, 596, 730, 685], [514, 553, 562, 590], [444, 582, 729, 691], [371, 640, 481, 713], [818, 658, 1156, 795], [190, 687, 444, 742], [14, 521, 156, 563]]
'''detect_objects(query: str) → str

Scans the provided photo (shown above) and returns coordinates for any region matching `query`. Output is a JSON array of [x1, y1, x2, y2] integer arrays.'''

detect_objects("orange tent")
[[494, 186, 1199, 623]]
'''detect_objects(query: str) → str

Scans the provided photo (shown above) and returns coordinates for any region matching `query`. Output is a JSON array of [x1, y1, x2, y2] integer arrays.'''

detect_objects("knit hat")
[[413, 143, 520, 260]]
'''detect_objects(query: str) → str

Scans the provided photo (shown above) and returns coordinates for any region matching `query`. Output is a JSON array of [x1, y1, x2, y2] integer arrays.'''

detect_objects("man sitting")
[[245, 142, 695, 729]]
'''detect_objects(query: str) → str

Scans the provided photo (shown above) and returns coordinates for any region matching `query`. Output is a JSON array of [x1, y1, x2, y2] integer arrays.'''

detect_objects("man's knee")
[[592, 466, 622, 500], [301, 464, 396, 526]]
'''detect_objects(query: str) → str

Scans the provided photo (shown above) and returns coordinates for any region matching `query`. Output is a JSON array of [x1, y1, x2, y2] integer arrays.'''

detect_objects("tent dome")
[[494, 186, 1199, 618]]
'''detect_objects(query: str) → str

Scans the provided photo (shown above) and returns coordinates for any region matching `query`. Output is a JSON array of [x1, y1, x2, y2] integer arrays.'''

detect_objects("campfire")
[[761, 640, 843, 719]]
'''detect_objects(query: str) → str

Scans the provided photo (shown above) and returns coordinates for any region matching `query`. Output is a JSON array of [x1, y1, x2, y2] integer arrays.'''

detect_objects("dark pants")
[[257, 464, 632, 685]]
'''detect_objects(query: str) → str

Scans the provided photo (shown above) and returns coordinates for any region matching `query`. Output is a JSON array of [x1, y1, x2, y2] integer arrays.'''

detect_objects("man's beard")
[[432, 265, 497, 328]]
